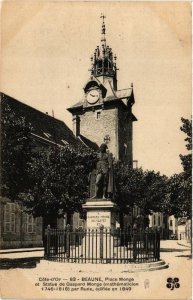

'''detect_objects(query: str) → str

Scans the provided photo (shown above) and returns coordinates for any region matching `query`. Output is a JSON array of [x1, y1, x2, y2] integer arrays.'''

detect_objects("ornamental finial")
[[100, 14, 106, 44]]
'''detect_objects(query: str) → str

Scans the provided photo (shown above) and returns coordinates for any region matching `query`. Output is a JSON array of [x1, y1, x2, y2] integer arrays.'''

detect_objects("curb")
[[0, 248, 44, 254], [41, 259, 169, 272]]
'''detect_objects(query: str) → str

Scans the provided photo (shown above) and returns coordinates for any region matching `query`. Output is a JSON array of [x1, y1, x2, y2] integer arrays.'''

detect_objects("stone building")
[[68, 17, 137, 165]]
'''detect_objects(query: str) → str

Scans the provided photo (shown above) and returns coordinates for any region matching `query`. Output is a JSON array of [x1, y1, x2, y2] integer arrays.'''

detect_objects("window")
[[26, 214, 36, 233], [170, 220, 173, 227], [43, 132, 52, 139], [61, 139, 69, 145], [96, 111, 101, 120], [158, 216, 160, 226], [4, 203, 16, 233]]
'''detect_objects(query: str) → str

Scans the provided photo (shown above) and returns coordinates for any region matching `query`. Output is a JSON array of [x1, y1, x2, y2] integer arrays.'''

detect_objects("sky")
[[1, 1, 192, 176]]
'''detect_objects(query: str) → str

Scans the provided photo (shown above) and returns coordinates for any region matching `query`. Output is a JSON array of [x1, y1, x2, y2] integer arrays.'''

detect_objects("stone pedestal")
[[83, 198, 118, 229]]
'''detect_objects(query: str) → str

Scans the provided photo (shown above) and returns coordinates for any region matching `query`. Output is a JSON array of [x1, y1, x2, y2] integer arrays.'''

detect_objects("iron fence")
[[44, 226, 160, 264]]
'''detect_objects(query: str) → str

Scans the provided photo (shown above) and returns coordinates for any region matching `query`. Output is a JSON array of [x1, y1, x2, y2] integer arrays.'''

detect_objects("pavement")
[[0, 247, 44, 259], [0, 240, 192, 300], [177, 239, 191, 248]]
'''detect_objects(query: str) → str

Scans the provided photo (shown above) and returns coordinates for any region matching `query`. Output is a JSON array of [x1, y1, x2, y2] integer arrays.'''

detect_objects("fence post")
[[66, 224, 70, 261], [144, 227, 148, 255], [133, 226, 137, 262], [157, 228, 160, 260], [100, 225, 104, 261], [46, 225, 51, 258]]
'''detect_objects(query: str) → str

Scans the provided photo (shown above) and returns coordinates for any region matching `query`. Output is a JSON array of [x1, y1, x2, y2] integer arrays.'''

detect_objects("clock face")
[[86, 89, 100, 104]]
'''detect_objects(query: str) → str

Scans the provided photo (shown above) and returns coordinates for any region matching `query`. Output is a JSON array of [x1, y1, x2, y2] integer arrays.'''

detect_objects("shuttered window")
[[26, 214, 36, 233], [4, 203, 16, 233]]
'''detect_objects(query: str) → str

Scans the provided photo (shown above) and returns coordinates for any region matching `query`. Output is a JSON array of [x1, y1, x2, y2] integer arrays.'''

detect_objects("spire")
[[100, 14, 106, 46], [89, 15, 118, 83]]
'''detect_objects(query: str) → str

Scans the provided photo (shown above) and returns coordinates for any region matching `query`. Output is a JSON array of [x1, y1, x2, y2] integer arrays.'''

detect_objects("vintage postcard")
[[0, 1, 192, 300]]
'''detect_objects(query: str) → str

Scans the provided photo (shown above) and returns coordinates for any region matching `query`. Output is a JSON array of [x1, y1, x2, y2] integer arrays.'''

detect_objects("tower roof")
[[89, 14, 118, 78]]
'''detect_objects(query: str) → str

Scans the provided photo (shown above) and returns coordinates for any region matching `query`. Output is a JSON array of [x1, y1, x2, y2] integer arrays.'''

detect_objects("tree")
[[115, 164, 168, 216], [168, 173, 191, 218], [179, 117, 192, 178], [167, 117, 192, 219], [1, 102, 33, 201], [20, 145, 96, 223]]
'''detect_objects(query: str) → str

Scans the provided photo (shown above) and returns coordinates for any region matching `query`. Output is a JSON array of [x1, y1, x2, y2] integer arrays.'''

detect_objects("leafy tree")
[[1, 102, 33, 200], [168, 173, 191, 218], [115, 164, 168, 216], [179, 117, 192, 178], [167, 117, 192, 219], [20, 145, 96, 223]]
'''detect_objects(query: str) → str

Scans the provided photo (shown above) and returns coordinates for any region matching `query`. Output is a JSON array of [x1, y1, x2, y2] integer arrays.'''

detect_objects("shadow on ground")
[[160, 248, 189, 252], [175, 254, 192, 259], [0, 257, 42, 270]]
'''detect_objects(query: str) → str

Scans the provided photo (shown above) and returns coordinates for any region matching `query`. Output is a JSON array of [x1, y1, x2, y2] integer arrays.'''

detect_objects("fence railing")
[[44, 226, 160, 264]]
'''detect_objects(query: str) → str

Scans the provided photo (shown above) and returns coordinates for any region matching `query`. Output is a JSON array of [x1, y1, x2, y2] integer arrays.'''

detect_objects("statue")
[[91, 143, 114, 199]]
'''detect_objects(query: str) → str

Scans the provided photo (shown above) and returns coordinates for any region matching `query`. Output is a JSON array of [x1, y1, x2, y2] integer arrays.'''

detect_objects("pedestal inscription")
[[83, 199, 118, 229], [87, 211, 111, 228]]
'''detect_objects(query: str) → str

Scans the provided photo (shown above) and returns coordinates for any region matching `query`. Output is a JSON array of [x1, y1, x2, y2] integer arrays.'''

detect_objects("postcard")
[[0, 1, 192, 300]]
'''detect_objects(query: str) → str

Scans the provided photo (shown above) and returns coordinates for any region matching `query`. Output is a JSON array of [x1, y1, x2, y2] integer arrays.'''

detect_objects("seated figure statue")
[[91, 143, 114, 199]]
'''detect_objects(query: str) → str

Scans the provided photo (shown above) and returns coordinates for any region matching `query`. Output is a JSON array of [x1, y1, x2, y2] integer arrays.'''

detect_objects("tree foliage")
[[166, 117, 192, 219], [167, 173, 191, 218], [115, 164, 168, 215], [179, 117, 192, 178], [20, 146, 96, 219], [1, 103, 33, 200]]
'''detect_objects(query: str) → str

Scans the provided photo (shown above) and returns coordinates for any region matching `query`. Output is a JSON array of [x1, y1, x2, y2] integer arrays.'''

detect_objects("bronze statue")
[[91, 143, 114, 199]]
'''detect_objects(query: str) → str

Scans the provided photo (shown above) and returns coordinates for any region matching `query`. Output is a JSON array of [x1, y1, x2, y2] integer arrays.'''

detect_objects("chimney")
[[73, 115, 80, 137]]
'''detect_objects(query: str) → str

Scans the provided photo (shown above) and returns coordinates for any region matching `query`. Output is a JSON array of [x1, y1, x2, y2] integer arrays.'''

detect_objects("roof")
[[0, 92, 84, 150], [115, 88, 132, 99], [67, 76, 135, 112], [78, 135, 99, 150]]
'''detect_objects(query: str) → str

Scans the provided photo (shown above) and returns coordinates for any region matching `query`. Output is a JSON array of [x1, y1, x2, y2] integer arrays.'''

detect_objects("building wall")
[[0, 201, 43, 249], [178, 225, 186, 240], [185, 219, 191, 242], [168, 215, 178, 237], [118, 106, 133, 164], [77, 104, 133, 164], [78, 106, 119, 159], [149, 212, 164, 228], [149, 212, 170, 239]]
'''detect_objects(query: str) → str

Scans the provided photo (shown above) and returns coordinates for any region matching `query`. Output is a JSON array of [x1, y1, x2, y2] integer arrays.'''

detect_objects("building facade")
[[177, 217, 191, 241], [149, 212, 179, 240]]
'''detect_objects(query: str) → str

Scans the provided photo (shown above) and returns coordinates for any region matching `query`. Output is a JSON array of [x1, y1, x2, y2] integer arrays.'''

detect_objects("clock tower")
[[68, 15, 137, 164]]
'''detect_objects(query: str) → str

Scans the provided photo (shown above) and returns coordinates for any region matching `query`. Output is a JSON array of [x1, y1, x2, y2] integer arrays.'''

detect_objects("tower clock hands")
[[86, 89, 100, 104]]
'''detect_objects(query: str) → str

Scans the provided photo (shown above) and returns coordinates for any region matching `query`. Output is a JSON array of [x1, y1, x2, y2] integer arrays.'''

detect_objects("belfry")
[[90, 14, 118, 90]]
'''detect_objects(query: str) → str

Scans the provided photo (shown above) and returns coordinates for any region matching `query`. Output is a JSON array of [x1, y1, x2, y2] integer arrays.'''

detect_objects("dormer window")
[[61, 139, 69, 145], [43, 132, 51, 139]]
